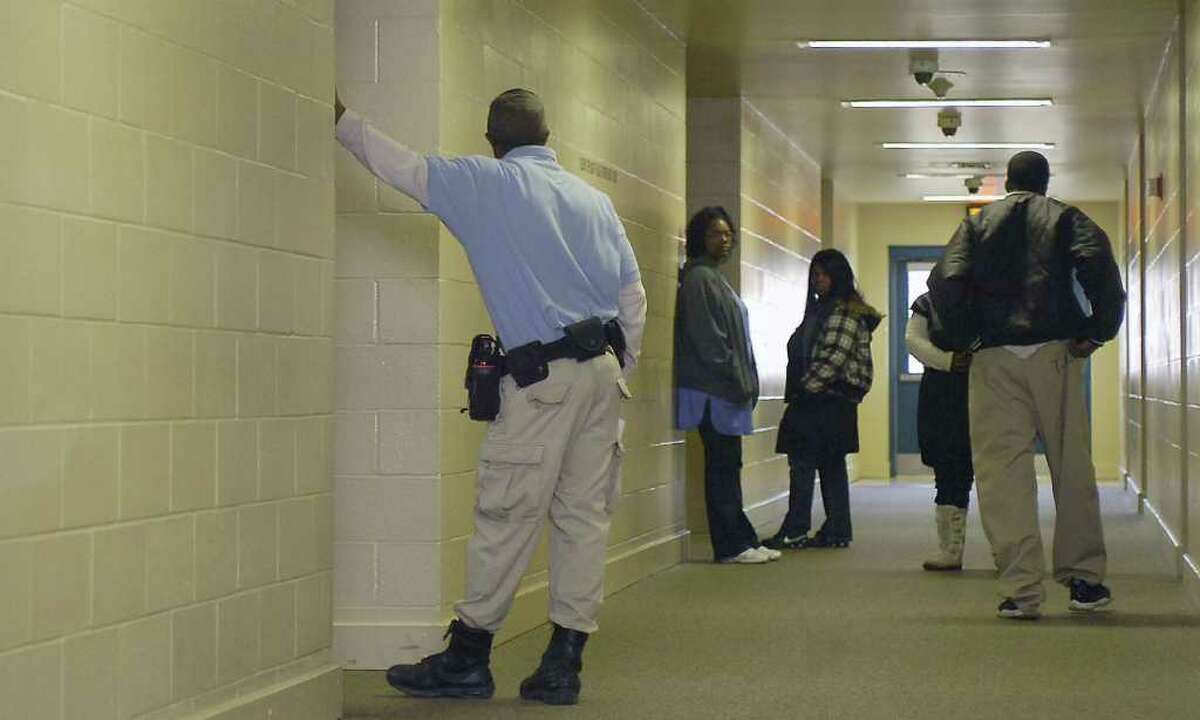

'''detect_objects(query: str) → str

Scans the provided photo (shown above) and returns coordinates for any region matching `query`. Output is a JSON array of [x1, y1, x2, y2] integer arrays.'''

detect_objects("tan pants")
[[969, 342, 1106, 610], [455, 353, 624, 634]]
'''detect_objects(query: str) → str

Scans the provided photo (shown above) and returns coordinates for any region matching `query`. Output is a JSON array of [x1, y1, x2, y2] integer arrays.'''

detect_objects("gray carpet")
[[343, 483, 1200, 719]]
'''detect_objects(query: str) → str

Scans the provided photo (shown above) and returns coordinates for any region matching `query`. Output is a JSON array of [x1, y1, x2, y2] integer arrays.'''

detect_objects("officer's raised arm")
[[333, 90, 430, 206]]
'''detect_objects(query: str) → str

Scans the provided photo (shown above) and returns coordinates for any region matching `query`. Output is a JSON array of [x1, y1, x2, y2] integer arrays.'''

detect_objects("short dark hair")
[[685, 206, 735, 259], [486, 89, 550, 149], [1005, 151, 1051, 194]]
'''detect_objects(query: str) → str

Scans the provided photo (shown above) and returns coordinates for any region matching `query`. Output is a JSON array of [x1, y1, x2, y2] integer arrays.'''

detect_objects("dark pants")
[[698, 410, 760, 560], [778, 453, 852, 540], [933, 460, 973, 509]]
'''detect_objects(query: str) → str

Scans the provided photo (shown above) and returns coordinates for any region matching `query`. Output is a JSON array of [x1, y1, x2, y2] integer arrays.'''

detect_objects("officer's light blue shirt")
[[424, 146, 640, 349]]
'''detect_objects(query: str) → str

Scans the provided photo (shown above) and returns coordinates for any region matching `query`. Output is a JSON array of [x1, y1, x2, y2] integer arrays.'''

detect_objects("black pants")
[[932, 460, 973, 509], [778, 453, 852, 540], [698, 410, 760, 560]]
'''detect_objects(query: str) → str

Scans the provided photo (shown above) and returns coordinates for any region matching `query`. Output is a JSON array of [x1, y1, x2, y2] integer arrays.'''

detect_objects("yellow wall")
[[334, 0, 689, 666], [855, 201, 1123, 481], [0, 0, 339, 717], [1127, 0, 1200, 581], [438, 0, 689, 641], [827, 186, 861, 477], [738, 102, 823, 534], [683, 98, 823, 554]]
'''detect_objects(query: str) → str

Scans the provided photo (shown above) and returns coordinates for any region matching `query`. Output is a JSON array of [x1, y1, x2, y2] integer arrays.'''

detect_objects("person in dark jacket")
[[675, 206, 779, 564], [764, 249, 881, 550], [906, 292, 974, 571], [928, 151, 1126, 620]]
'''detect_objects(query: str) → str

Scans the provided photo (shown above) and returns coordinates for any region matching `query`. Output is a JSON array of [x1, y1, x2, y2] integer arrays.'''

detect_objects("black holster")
[[464, 334, 504, 421]]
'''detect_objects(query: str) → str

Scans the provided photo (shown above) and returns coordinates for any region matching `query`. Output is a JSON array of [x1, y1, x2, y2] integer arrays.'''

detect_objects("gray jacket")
[[673, 258, 760, 405]]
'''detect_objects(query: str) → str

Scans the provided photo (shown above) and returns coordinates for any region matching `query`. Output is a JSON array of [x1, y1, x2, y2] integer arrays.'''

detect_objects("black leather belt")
[[503, 318, 623, 388]]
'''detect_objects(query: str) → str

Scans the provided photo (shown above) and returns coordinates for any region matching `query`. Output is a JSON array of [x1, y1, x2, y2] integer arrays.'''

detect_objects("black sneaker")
[[997, 598, 1040, 620], [762, 532, 809, 550], [1068, 579, 1112, 612], [806, 533, 850, 549]]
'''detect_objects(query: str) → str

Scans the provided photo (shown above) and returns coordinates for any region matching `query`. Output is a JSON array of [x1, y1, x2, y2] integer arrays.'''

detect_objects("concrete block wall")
[[737, 102, 822, 533], [332, 0, 445, 670], [1122, 1, 1200, 592], [1142, 24, 1186, 545], [1127, 140, 1146, 496], [333, 0, 688, 668], [0, 1, 339, 718], [683, 98, 822, 557], [442, 1, 692, 625], [1130, 0, 1200, 588]]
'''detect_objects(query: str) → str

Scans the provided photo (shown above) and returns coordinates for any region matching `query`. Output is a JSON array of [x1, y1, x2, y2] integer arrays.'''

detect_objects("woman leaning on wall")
[[674, 206, 780, 565]]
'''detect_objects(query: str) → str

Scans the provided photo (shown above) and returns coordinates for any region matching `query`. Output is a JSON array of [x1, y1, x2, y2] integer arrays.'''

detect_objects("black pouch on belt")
[[464, 334, 504, 421], [563, 317, 607, 359], [506, 342, 548, 388]]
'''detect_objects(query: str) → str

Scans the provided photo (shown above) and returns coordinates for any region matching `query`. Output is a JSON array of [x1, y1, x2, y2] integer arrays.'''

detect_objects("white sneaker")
[[757, 546, 782, 561], [718, 547, 771, 564]]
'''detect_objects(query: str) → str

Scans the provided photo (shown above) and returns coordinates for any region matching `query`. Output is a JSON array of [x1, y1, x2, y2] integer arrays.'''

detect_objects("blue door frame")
[[888, 247, 1095, 477], [889, 247, 946, 477]]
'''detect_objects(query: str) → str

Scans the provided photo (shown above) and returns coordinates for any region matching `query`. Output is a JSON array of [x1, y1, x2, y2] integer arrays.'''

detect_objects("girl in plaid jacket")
[[764, 249, 881, 550]]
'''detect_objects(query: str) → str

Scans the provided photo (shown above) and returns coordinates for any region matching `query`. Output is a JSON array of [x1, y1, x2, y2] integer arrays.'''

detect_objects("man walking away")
[[928, 151, 1125, 620], [335, 89, 647, 703]]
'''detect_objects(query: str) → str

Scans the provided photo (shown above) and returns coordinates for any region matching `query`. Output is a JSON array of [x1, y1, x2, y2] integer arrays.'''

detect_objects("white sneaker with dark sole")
[[1068, 579, 1113, 611], [997, 598, 1041, 620], [756, 546, 782, 561], [718, 547, 772, 564]]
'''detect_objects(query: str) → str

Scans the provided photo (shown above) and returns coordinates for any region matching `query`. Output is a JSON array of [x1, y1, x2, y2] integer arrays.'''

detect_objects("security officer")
[[335, 88, 647, 705]]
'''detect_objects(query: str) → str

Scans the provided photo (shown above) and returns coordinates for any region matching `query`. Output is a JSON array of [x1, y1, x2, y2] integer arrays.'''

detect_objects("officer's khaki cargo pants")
[[455, 353, 624, 634], [969, 341, 1106, 610]]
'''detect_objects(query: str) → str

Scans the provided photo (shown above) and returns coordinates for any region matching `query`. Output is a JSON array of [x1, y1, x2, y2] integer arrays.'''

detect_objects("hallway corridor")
[[345, 483, 1200, 720]]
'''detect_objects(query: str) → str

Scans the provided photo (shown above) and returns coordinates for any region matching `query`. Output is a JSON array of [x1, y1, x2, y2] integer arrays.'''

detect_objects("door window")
[[904, 262, 934, 375]]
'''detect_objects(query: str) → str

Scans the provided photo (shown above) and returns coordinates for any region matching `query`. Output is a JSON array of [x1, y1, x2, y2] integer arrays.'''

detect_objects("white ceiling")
[[641, 0, 1180, 202]]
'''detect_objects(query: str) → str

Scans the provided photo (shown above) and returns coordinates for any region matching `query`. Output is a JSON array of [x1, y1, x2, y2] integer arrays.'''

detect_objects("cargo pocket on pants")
[[477, 442, 546, 521], [604, 441, 624, 515]]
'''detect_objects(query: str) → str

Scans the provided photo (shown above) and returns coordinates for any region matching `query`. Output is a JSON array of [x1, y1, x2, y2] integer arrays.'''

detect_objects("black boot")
[[519, 624, 589, 705], [386, 619, 495, 699]]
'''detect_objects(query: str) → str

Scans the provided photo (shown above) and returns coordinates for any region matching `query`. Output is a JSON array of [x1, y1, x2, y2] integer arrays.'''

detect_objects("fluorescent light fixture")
[[883, 142, 1056, 150], [903, 173, 988, 179], [804, 40, 1051, 49], [923, 194, 1007, 202], [844, 98, 1052, 108]]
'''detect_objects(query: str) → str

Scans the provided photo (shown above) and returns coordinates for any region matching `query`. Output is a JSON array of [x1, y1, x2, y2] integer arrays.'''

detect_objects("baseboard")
[[1124, 470, 1146, 498], [1184, 554, 1200, 608], [336, 528, 688, 668], [188, 663, 342, 720], [1140, 494, 1187, 579]]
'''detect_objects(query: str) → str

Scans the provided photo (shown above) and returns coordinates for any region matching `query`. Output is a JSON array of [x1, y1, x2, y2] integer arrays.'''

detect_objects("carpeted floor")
[[343, 483, 1200, 719]]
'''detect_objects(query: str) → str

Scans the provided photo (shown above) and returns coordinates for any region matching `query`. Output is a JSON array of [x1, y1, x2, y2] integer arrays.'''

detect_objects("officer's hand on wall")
[[950, 351, 972, 373]]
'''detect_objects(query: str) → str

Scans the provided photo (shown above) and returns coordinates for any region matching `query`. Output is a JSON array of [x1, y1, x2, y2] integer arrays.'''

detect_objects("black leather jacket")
[[928, 192, 1126, 350]]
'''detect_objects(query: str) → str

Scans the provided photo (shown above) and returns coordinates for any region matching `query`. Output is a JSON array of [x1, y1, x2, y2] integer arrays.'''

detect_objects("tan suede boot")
[[923, 505, 965, 571]]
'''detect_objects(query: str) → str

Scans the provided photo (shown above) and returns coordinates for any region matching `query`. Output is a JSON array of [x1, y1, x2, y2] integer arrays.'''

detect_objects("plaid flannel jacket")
[[801, 303, 875, 399]]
